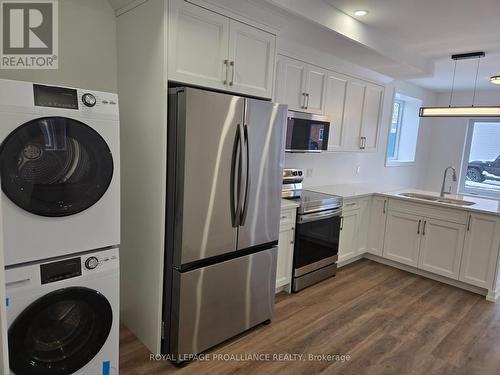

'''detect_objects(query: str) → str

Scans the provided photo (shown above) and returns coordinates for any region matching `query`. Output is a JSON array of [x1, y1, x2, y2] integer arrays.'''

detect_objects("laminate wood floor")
[[120, 259, 500, 375]]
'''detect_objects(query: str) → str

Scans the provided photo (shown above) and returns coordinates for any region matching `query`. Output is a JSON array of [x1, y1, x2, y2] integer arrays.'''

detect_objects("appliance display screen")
[[33, 84, 79, 110], [40, 257, 82, 284]]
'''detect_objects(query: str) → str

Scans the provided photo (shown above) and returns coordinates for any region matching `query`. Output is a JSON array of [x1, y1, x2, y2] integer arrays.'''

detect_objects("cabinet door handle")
[[223, 59, 229, 85], [302, 93, 307, 109], [422, 220, 427, 236], [417, 220, 421, 234], [305, 93, 310, 109], [360, 136, 367, 150], [229, 61, 235, 86], [467, 215, 472, 231], [340, 216, 344, 230], [383, 200, 387, 214]]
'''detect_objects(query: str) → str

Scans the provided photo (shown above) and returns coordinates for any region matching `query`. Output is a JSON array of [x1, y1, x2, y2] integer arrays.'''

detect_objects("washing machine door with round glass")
[[8, 287, 113, 375], [0, 116, 113, 217]]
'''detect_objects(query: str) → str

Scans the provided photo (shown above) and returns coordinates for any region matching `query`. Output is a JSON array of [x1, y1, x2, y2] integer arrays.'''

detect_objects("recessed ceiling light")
[[354, 10, 369, 16], [491, 76, 500, 85]]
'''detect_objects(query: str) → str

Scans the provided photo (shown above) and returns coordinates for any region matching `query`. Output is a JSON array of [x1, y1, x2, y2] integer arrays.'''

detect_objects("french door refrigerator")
[[163, 87, 287, 361]]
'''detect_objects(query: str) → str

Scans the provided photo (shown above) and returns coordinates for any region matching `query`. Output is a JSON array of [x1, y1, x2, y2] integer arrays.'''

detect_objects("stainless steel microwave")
[[285, 111, 330, 153]]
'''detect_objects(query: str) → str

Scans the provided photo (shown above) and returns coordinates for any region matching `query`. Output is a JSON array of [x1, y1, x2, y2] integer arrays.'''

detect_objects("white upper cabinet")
[[342, 80, 384, 151], [275, 55, 307, 111], [275, 55, 327, 113], [228, 20, 275, 98], [342, 80, 366, 150], [460, 213, 500, 289], [360, 84, 383, 151], [418, 219, 465, 279], [168, 1, 229, 90], [304, 65, 327, 114], [168, 0, 276, 98], [275, 54, 384, 152], [325, 72, 348, 150]]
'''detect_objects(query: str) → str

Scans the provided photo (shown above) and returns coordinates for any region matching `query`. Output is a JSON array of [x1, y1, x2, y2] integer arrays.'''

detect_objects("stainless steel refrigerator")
[[163, 87, 287, 361]]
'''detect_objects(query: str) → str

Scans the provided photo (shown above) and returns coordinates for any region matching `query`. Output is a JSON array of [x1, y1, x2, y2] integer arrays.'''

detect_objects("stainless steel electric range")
[[282, 169, 343, 292]]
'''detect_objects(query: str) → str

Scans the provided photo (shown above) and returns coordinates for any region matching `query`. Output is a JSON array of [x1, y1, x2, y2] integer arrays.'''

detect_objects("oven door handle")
[[297, 208, 342, 224]]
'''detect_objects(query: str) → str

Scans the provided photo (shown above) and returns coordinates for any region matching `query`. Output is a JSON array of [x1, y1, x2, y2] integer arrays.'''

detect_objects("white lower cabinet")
[[338, 206, 360, 263], [380, 200, 500, 296], [418, 218, 465, 279], [383, 211, 422, 267], [276, 207, 296, 292], [460, 213, 500, 288], [367, 197, 387, 256]]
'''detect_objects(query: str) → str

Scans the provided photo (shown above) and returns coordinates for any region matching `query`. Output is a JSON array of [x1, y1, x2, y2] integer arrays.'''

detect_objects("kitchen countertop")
[[307, 184, 500, 217], [281, 199, 300, 210]]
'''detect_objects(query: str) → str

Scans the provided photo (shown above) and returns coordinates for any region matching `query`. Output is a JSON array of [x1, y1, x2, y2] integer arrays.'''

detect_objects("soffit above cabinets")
[[109, 0, 288, 32], [108, 0, 146, 14]]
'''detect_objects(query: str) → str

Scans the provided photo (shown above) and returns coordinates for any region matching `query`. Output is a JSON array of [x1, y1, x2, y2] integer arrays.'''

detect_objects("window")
[[386, 92, 423, 166], [460, 120, 500, 199]]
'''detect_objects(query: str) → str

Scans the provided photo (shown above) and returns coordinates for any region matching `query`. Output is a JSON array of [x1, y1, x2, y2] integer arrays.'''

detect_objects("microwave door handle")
[[240, 124, 251, 225], [230, 126, 242, 227]]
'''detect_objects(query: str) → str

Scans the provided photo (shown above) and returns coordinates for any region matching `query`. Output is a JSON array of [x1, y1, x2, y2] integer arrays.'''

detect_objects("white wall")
[[0, 0, 117, 92], [422, 90, 500, 193]]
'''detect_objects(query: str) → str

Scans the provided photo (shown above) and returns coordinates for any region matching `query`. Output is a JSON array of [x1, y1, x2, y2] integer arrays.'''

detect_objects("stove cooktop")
[[285, 190, 343, 214]]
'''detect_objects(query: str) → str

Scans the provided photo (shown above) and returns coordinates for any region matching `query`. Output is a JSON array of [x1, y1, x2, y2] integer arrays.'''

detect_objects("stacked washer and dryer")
[[0, 79, 120, 375]]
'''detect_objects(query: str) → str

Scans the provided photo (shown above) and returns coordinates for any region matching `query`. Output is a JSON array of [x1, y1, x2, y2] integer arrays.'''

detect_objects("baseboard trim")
[[363, 253, 490, 299], [338, 254, 365, 268]]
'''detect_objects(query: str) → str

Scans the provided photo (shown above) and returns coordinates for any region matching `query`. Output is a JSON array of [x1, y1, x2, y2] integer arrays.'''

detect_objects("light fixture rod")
[[449, 59, 457, 107], [472, 56, 481, 106]]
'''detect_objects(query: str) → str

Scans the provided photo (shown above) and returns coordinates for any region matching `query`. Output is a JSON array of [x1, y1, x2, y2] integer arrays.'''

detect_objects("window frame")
[[387, 99, 405, 161], [459, 119, 500, 199], [385, 90, 421, 168]]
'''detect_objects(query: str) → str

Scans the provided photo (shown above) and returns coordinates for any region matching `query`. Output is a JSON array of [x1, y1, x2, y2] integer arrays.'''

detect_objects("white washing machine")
[[0, 79, 120, 266], [5, 247, 119, 375]]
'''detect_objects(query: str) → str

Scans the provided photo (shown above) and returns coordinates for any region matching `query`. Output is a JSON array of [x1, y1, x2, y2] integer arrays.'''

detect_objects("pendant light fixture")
[[419, 52, 500, 117]]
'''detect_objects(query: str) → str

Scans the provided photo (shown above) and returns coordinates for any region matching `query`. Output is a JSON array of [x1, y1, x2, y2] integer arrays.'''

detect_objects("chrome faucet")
[[440, 166, 457, 197]]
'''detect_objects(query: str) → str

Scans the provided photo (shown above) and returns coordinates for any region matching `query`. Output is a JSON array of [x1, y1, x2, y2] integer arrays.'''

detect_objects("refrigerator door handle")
[[240, 124, 251, 225], [230, 125, 243, 227]]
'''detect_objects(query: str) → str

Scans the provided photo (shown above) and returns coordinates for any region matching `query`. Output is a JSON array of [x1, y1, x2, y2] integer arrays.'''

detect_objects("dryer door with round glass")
[[0, 116, 114, 217], [8, 287, 113, 375]]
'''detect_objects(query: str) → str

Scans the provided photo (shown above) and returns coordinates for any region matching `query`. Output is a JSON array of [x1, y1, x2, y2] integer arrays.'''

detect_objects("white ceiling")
[[326, 0, 500, 91]]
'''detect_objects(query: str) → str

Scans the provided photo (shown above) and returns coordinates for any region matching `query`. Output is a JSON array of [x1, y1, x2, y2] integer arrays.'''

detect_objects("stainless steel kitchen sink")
[[399, 192, 476, 206]]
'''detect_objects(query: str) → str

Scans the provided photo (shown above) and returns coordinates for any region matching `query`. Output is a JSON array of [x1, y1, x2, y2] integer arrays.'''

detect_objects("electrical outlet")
[[306, 168, 313, 177]]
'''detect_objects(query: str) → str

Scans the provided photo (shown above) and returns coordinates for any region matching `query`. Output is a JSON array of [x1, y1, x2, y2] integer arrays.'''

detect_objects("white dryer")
[[5, 247, 119, 375], [0, 79, 120, 266]]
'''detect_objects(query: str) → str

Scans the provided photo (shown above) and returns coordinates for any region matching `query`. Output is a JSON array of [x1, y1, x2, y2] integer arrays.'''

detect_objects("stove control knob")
[[85, 256, 99, 270], [298, 171, 303, 176], [82, 93, 96, 107], [293, 171, 298, 176]]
